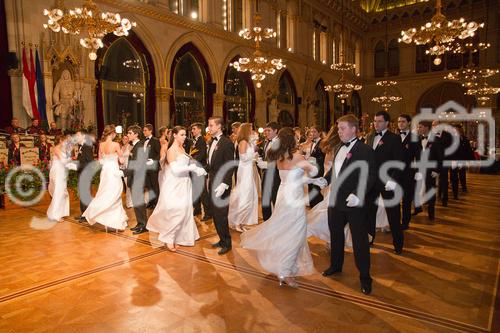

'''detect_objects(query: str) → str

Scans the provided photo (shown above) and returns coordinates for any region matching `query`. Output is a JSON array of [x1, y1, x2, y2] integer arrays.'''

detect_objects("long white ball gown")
[[47, 153, 70, 221], [147, 154, 200, 246], [83, 154, 128, 230], [240, 168, 314, 278], [228, 143, 260, 230]]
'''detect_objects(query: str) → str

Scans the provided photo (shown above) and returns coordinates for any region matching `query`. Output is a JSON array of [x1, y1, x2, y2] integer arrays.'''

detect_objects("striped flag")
[[35, 49, 47, 123], [29, 48, 39, 119], [22, 47, 39, 119]]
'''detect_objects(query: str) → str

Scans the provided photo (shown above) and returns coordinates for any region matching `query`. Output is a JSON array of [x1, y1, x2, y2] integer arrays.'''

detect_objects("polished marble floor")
[[0, 173, 499, 332]]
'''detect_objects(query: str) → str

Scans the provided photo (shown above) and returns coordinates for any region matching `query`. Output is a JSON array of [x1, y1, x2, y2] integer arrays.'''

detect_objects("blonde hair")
[[236, 123, 252, 144], [101, 124, 116, 142]]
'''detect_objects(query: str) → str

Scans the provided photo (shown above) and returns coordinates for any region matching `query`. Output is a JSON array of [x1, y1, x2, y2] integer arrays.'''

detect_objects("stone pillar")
[[201, 0, 224, 29], [156, 87, 172, 128], [213, 93, 225, 117]]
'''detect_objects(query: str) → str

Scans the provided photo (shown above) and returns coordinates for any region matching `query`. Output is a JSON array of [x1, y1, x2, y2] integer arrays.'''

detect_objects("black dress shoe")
[[322, 267, 342, 276], [201, 215, 212, 222], [361, 281, 372, 295], [130, 225, 140, 231], [211, 242, 222, 248], [441, 200, 448, 207], [218, 247, 231, 255], [394, 248, 403, 255], [133, 228, 147, 235], [412, 207, 423, 216], [401, 224, 409, 230]]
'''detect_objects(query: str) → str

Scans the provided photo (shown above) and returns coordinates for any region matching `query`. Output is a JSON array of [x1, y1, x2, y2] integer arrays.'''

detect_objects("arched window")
[[314, 80, 330, 130], [333, 94, 343, 121], [170, 43, 213, 127], [374, 41, 386, 77], [277, 71, 297, 127], [223, 58, 255, 126], [351, 91, 362, 119], [415, 45, 430, 73], [101, 38, 147, 128], [387, 39, 399, 76]]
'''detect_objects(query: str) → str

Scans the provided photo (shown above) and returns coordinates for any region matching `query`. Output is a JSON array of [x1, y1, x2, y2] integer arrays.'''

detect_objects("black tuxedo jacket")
[[366, 130, 404, 191], [324, 139, 376, 211], [77, 143, 94, 174], [191, 135, 208, 167], [125, 140, 148, 189], [207, 135, 235, 188], [415, 135, 444, 176], [310, 138, 326, 177], [144, 136, 161, 164], [401, 132, 420, 174]]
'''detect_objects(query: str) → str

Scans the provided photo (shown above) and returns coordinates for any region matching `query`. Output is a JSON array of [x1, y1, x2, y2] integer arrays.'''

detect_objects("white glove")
[[385, 180, 397, 191], [414, 172, 423, 181], [257, 160, 268, 169], [116, 170, 124, 178], [308, 165, 318, 178], [214, 183, 229, 198], [194, 167, 207, 177], [66, 162, 77, 171], [346, 193, 360, 207], [312, 177, 328, 189], [146, 159, 154, 166], [457, 161, 464, 169], [451, 161, 458, 169], [431, 171, 439, 178]]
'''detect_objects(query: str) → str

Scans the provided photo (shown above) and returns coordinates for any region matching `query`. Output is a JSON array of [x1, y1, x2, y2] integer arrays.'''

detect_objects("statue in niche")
[[52, 69, 76, 130]]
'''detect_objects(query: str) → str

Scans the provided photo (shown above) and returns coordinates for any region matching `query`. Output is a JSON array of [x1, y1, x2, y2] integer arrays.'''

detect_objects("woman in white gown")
[[47, 135, 71, 221], [147, 126, 206, 251], [228, 123, 260, 232], [240, 127, 316, 288], [83, 125, 128, 231], [306, 126, 353, 248]]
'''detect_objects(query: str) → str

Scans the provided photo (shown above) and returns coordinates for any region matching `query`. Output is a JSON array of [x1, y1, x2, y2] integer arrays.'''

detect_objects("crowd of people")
[[9, 111, 476, 295]]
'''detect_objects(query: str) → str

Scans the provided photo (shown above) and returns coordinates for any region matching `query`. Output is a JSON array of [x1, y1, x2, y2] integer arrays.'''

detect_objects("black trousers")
[[77, 171, 89, 214], [192, 175, 210, 215], [261, 169, 280, 221], [415, 175, 437, 219], [450, 167, 459, 199], [368, 189, 404, 251], [308, 184, 324, 208], [459, 167, 467, 191], [209, 182, 231, 249], [401, 176, 415, 226], [328, 207, 371, 283], [132, 193, 147, 229], [438, 167, 449, 203]]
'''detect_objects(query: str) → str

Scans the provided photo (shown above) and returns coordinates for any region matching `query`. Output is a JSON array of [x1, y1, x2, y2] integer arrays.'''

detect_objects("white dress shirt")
[[334, 138, 357, 178], [208, 133, 222, 165], [143, 135, 152, 152], [372, 129, 387, 150]]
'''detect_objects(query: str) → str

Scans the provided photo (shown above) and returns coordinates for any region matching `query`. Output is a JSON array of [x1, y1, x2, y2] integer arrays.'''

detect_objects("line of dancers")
[[45, 112, 474, 295]]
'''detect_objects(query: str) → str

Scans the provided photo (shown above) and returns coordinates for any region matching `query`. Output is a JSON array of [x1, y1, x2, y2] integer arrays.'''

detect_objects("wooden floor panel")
[[0, 173, 498, 332]]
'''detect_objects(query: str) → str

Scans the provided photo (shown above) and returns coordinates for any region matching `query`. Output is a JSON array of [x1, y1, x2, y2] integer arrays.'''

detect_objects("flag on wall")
[[35, 49, 47, 123], [29, 48, 39, 119], [22, 47, 33, 118]]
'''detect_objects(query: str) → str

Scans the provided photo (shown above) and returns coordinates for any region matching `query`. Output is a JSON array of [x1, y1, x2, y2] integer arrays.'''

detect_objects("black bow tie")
[[375, 132, 383, 136], [129, 142, 134, 146], [421, 136, 428, 140], [343, 138, 356, 147], [212, 137, 219, 142], [400, 131, 408, 135]]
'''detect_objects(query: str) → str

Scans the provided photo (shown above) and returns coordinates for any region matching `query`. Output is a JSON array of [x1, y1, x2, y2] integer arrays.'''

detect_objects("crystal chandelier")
[[230, 0, 284, 88], [43, 0, 136, 60], [399, 0, 483, 66], [325, 0, 362, 103], [466, 80, 500, 106]]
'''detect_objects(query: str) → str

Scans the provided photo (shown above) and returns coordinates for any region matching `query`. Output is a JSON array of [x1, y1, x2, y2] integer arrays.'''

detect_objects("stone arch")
[[416, 81, 475, 113]]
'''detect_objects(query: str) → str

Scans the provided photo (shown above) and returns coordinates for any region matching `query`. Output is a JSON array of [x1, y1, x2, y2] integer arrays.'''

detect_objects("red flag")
[[28, 48, 40, 119], [22, 47, 34, 118]]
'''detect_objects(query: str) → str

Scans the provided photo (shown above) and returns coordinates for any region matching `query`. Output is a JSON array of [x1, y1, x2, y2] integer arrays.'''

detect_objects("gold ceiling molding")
[[97, 0, 339, 72]]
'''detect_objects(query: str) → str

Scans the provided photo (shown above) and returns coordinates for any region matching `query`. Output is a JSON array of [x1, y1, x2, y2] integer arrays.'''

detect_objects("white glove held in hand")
[[116, 170, 124, 178], [385, 180, 397, 191], [346, 193, 360, 207], [414, 172, 423, 181], [257, 160, 268, 169], [194, 167, 207, 177], [312, 177, 328, 189], [146, 159, 154, 166], [431, 171, 439, 178], [66, 162, 77, 171], [214, 183, 229, 198]]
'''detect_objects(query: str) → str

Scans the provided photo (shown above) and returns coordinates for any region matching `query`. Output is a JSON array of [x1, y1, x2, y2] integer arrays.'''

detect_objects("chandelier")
[[43, 0, 136, 60], [466, 81, 500, 105], [230, 1, 284, 88], [325, 0, 362, 103], [399, 0, 483, 65], [372, 0, 402, 111]]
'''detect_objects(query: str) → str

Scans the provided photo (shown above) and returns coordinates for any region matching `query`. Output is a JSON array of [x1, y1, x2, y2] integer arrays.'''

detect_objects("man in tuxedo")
[[317, 114, 376, 295], [451, 124, 474, 195], [308, 126, 325, 208], [126, 125, 149, 234], [414, 121, 444, 221], [207, 117, 235, 255], [365, 111, 405, 254], [142, 124, 161, 209], [432, 120, 452, 207], [75, 130, 94, 222], [257, 121, 281, 221], [190, 122, 210, 219], [230, 122, 241, 185], [397, 114, 419, 230]]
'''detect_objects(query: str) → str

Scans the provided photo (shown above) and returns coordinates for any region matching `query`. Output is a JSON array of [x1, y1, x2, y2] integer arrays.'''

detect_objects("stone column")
[[156, 87, 172, 127], [213, 93, 225, 117]]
